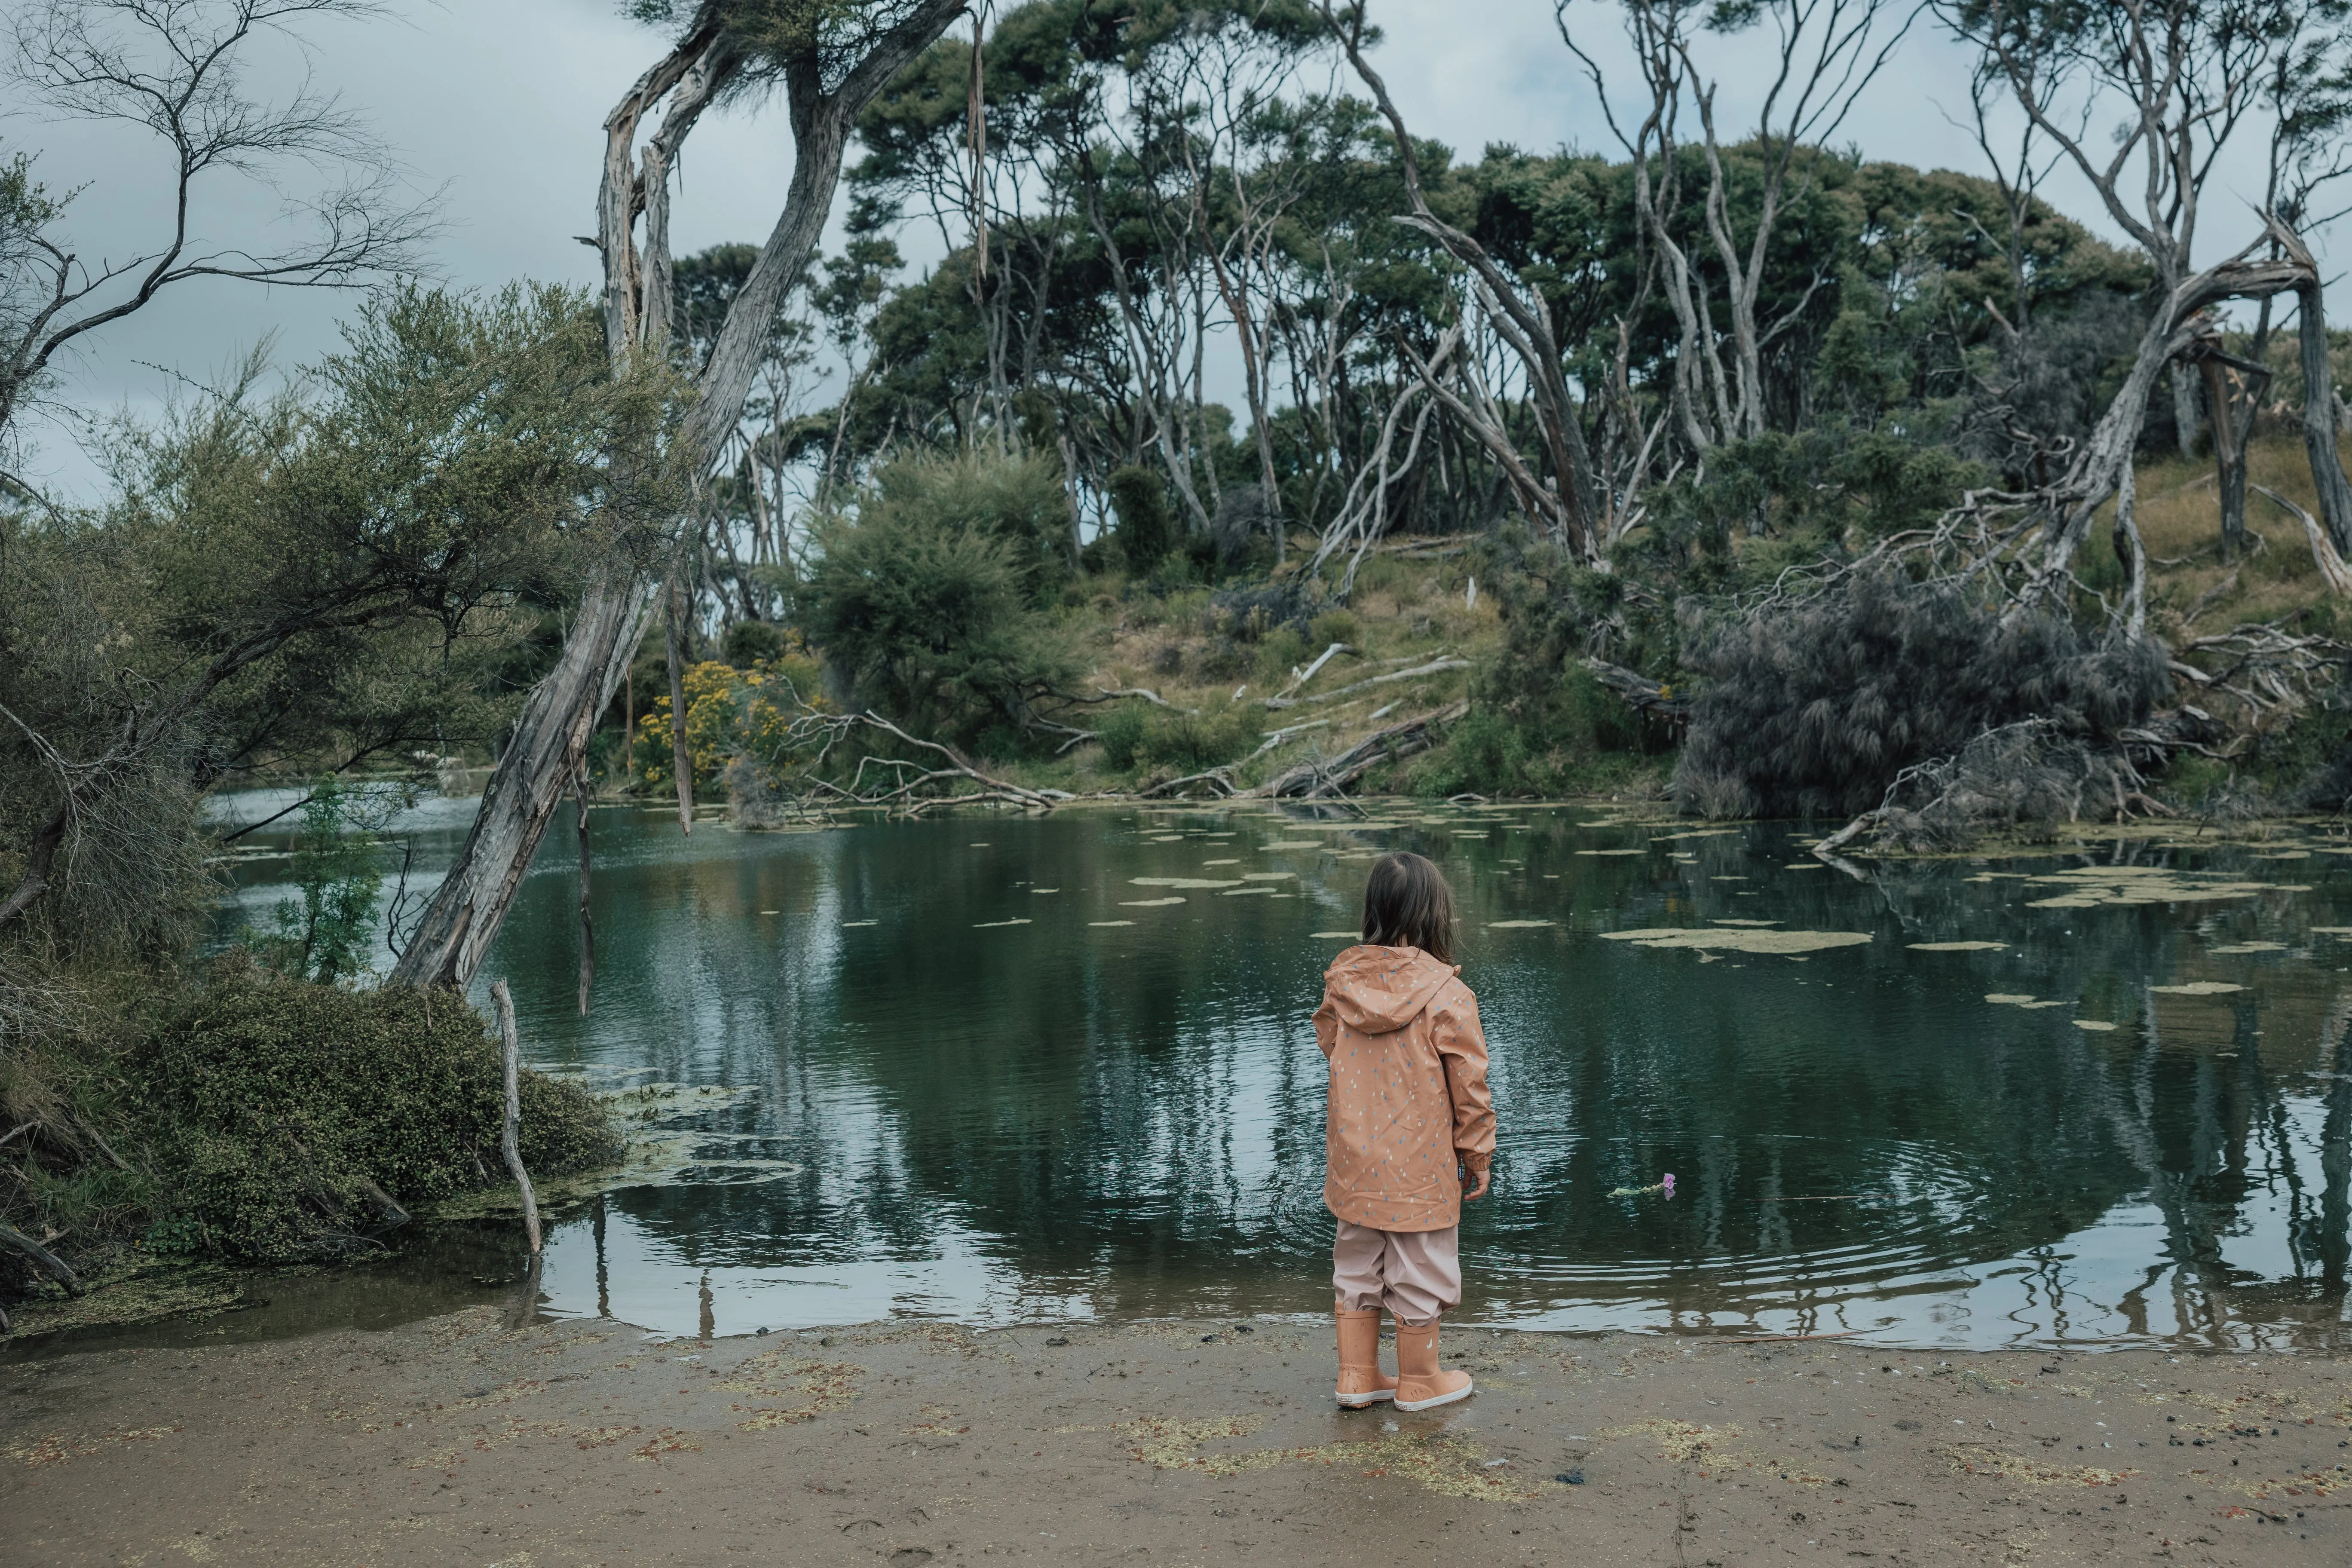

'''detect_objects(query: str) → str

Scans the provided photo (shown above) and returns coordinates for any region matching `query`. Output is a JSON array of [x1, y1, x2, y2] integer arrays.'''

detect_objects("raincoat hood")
[[1323, 945, 1458, 1035]]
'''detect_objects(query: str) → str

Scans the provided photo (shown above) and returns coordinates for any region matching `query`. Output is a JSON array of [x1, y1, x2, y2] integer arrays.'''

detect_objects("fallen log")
[[1251, 701, 1468, 798], [0, 1220, 80, 1295]]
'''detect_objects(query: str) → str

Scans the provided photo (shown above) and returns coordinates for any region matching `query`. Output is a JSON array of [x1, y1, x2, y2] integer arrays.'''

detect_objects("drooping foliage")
[[1674, 572, 2171, 820]]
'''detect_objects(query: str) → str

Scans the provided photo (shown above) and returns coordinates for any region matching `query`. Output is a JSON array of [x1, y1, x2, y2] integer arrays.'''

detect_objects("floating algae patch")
[[440, 1081, 786, 1215], [2150, 981, 2247, 995], [1910, 940, 2010, 952], [1487, 920, 1557, 929], [2020, 866, 2309, 909], [1599, 928, 1873, 956], [1068, 1415, 1536, 1502], [1130, 877, 1244, 890], [1944, 1442, 2137, 1487]]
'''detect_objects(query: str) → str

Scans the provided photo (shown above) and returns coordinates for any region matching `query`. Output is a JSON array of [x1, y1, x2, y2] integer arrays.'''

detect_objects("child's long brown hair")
[[1361, 851, 1456, 962]]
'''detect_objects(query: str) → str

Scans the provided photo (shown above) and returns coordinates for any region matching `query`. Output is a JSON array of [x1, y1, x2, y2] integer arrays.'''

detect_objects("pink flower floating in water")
[[1661, 1173, 1676, 1197]]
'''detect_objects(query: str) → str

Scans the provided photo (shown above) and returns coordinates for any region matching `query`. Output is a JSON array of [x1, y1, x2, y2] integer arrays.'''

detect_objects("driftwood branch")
[[0, 1221, 80, 1295], [1261, 657, 1469, 710], [489, 980, 542, 1257]]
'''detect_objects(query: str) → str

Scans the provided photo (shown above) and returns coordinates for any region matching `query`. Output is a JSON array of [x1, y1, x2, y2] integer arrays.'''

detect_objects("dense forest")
[[6, 0, 2352, 1300]]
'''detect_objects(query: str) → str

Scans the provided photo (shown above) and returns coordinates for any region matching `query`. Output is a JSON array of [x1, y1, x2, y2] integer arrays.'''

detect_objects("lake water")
[[206, 795, 2352, 1351]]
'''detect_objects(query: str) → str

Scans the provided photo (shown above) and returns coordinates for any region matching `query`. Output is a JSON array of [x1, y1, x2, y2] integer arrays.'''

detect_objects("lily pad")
[[1130, 877, 1245, 890], [842, 920, 877, 928], [1241, 871, 1296, 881], [1575, 848, 1647, 857], [2208, 941, 2286, 954], [2073, 1020, 2120, 1032], [1203, 859, 1240, 866], [973, 918, 1033, 929], [1709, 919, 1780, 928], [1909, 940, 2009, 952], [1260, 841, 1323, 851], [1487, 919, 1557, 929], [1221, 886, 1276, 897], [2149, 981, 2246, 995], [1031, 888, 1060, 894], [1599, 928, 1873, 955], [1120, 897, 1187, 908], [1088, 920, 1136, 928], [1311, 930, 1361, 939]]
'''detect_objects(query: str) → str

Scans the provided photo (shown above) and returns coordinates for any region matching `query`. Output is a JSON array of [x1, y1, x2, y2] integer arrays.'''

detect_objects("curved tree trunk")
[[388, 0, 969, 994]]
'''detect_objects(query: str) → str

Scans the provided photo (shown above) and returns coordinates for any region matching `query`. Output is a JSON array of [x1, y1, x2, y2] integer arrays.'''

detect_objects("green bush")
[[1106, 465, 1177, 571], [1308, 609, 1360, 648], [1090, 703, 1257, 775], [130, 959, 620, 1261], [796, 450, 1083, 742], [723, 619, 793, 668]]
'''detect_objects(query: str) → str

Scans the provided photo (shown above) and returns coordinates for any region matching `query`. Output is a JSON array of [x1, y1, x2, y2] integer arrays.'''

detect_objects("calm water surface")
[[208, 796, 2352, 1351]]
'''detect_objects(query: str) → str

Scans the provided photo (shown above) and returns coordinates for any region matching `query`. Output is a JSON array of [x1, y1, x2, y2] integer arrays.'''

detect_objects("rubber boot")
[[1334, 1307, 1396, 1407], [1393, 1318, 1473, 1411]]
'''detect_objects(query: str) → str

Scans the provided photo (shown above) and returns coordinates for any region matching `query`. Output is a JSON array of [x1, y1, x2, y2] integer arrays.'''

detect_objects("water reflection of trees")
[[472, 812, 2349, 1343]]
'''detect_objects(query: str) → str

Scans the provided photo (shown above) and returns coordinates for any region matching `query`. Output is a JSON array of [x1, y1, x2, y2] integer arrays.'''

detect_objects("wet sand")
[[5, 1307, 2348, 1565]]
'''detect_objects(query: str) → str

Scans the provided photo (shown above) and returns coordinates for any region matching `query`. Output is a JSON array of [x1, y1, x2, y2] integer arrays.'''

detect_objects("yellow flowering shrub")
[[630, 639, 828, 794]]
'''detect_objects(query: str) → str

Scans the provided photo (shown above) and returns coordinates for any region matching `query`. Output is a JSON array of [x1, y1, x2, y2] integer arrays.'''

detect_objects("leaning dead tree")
[[390, 0, 969, 993]]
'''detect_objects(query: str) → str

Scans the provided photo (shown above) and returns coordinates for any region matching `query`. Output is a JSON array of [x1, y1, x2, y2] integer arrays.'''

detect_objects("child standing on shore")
[[1314, 851, 1493, 1412]]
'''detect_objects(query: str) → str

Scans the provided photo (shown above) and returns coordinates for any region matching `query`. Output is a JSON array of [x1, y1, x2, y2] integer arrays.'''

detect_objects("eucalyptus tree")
[[390, 0, 971, 993]]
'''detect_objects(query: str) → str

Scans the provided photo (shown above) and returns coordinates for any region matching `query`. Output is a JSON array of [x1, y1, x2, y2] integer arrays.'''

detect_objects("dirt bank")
[[5, 1308, 2348, 1566]]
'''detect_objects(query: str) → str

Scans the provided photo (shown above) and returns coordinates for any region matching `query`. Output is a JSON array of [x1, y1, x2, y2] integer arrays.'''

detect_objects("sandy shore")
[[5, 1306, 2348, 1566]]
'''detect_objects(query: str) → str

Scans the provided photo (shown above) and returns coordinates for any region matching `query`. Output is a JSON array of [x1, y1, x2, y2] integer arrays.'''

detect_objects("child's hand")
[[1459, 1164, 1490, 1200]]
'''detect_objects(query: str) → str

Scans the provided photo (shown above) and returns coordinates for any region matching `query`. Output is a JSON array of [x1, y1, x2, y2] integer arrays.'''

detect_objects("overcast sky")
[[7, 0, 2331, 501]]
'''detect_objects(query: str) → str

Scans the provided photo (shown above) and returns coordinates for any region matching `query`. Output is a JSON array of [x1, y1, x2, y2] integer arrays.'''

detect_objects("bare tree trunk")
[[388, 572, 649, 989], [2290, 237, 2352, 557], [573, 765, 594, 1017], [490, 980, 543, 1257], [387, 0, 967, 994], [664, 573, 695, 834]]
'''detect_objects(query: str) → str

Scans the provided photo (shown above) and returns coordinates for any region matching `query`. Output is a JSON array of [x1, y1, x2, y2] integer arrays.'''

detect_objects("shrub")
[[1106, 465, 1177, 571], [1308, 609, 1360, 648], [130, 959, 620, 1262], [1673, 569, 2169, 819], [795, 452, 1082, 742], [723, 619, 793, 668], [1091, 703, 1256, 775]]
